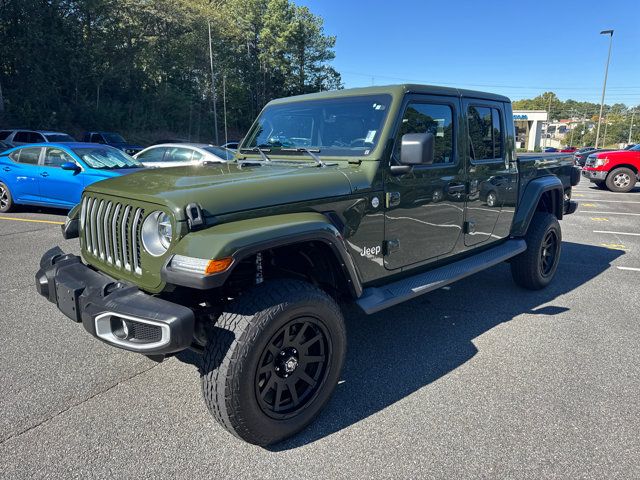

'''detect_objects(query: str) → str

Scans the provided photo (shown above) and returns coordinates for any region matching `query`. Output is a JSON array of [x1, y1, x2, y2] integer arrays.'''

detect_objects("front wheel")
[[511, 212, 561, 290], [201, 279, 346, 446], [605, 167, 637, 193]]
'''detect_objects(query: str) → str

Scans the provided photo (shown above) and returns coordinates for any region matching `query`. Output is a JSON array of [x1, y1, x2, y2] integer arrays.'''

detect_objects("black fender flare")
[[511, 176, 564, 237]]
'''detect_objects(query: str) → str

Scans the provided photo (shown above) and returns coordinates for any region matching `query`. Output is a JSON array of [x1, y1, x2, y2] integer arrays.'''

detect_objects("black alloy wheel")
[[0, 183, 14, 213], [539, 230, 559, 277], [255, 317, 331, 419]]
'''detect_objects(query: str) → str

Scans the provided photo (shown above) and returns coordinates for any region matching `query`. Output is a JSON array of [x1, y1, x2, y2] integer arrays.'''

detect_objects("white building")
[[513, 110, 548, 151]]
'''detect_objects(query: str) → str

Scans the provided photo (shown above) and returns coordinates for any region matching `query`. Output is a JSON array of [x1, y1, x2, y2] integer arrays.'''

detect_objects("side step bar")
[[356, 239, 527, 314]]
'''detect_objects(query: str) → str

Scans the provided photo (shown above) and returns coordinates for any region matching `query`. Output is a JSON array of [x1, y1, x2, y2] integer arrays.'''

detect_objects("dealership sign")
[[513, 114, 528, 120]]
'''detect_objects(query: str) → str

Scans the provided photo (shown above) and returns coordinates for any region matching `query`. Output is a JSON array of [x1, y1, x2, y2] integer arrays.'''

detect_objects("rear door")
[[384, 94, 465, 270], [136, 147, 168, 167], [3, 147, 43, 202], [38, 147, 84, 207], [462, 99, 514, 246]]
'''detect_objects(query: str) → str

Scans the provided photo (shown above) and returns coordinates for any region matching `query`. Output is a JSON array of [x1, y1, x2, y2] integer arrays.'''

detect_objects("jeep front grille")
[[80, 195, 145, 275]]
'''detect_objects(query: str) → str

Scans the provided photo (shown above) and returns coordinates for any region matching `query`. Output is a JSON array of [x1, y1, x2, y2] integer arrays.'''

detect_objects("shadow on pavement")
[[267, 241, 622, 450]]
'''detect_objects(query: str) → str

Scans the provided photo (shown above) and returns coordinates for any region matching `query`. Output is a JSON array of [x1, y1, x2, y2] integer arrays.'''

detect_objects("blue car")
[[0, 143, 143, 212]]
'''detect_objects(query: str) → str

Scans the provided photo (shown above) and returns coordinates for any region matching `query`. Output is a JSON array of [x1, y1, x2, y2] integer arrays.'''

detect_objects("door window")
[[13, 132, 31, 143], [165, 147, 195, 163], [136, 147, 167, 162], [43, 148, 73, 167], [395, 102, 454, 164], [467, 106, 503, 161], [0, 131, 11, 140], [16, 147, 42, 164], [91, 133, 105, 143], [30, 132, 46, 142]]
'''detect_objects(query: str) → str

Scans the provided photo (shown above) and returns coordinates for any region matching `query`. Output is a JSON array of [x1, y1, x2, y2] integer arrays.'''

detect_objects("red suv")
[[582, 145, 640, 192]]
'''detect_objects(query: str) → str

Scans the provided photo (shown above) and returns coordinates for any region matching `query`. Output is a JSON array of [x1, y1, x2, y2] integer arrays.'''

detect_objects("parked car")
[[134, 143, 235, 167], [82, 131, 144, 155], [559, 146, 577, 153], [543, 147, 558, 152], [0, 129, 75, 145], [221, 141, 240, 150], [0, 143, 143, 212], [582, 144, 640, 192], [35, 84, 580, 446], [574, 148, 615, 167], [625, 144, 637, 150], [575, 147, 597, 155]]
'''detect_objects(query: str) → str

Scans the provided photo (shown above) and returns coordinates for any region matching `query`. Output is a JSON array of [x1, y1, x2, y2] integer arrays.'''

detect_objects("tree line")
[[513, 92, 637, 147], [0, 0, 341, 144]]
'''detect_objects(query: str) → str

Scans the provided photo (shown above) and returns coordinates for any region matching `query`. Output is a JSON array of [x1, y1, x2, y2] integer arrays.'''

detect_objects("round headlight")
[[141, 211, 173, 256]]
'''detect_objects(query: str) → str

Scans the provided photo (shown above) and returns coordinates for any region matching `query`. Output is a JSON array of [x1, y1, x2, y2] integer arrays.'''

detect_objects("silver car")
[[134, 143, 235, 168], [0, 129, 75, 145]]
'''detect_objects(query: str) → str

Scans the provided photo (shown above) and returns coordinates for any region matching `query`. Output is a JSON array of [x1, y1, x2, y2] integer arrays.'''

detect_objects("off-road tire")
[[594, 180, 606, 189], [0, 182, 14, 213], [511, 212, 561, 290], [200, 279, 346, 446], [605, 167, 637, 193]]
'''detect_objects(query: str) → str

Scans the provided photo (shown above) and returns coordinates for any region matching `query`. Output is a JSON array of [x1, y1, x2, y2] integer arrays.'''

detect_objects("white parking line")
[[577, 211, 640, 216], [617, 266, 640, 272], [594, 230, 640, 236], [577, 199, 640, 204]]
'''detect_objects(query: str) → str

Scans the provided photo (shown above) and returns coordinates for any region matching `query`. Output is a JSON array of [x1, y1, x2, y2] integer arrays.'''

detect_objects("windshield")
[[45, 134, 75, 142], [203, 146, 235, 161], [102, 133, 126, 143], [243, 94, 392, 157], [72, 146, 142, 169]]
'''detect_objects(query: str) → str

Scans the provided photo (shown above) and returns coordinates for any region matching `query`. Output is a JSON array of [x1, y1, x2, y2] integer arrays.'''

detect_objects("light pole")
[[629, 107, 636, 144], [595, 30, 614, 148]]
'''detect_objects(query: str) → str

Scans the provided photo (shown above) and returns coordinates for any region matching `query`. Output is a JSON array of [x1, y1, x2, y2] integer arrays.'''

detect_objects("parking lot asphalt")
[[1, 181, 639, 479]]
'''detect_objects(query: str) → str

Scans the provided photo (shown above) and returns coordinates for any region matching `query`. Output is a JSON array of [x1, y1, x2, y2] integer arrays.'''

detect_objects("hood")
[[85, 162, 356, 220], [598, 149, 638, 159]]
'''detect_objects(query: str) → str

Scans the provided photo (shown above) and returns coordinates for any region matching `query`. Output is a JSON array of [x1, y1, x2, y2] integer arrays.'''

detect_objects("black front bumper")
[[35, 247, 195, 355]]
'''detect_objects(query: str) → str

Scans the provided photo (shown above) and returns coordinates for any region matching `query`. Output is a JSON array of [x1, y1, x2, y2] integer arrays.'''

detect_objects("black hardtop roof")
[[267, 84, 511, 105]]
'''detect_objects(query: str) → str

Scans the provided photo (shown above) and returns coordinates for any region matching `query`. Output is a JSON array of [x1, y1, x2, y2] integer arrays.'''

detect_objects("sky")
[[299, 0, 640, 106]]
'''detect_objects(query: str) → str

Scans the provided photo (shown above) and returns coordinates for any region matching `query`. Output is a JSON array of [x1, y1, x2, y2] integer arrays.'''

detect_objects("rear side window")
[[137, 147, 167, 162], [395, 102, 454, 164], [15, 147, 42, 164], [467, 106, 503, 161]]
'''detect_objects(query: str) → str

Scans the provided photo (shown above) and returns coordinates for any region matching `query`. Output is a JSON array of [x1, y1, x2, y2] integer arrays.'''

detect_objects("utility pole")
[[595, 30, 614, 148], [208, 21, 219, 145], [544, 93, 553, 148], [223, 75, 228, 146], [603, 116, 609, 147], [629, 107, 636, 144], [569, 109, 575, 147]]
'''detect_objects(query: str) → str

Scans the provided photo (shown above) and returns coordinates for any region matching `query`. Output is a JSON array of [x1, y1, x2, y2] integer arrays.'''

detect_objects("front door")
[[384, 95, 465, 270], [38, 147, 84, 207], [462, 100, 512, 246]]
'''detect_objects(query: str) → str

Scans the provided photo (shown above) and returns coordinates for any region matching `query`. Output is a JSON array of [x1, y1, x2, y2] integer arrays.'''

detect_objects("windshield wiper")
[[239, 146, 272, 162], [280, 148, 326, 167]]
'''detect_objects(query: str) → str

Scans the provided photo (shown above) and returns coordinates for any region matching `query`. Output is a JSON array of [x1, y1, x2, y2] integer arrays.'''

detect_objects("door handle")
[[2, 167, 10, 172], [40, 172, 49, 177]]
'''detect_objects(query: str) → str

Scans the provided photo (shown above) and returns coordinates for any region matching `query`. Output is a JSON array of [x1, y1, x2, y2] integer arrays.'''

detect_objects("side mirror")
[[400, 132, 435, 165], [61, 161, 80, 172]]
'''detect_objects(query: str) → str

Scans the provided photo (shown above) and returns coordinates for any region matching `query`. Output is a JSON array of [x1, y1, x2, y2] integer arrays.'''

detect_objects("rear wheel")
[[0, 182, 15, 213], [511, 212, 561, 290], [201, 279, 346, 446], [605, 167, 637, 193]]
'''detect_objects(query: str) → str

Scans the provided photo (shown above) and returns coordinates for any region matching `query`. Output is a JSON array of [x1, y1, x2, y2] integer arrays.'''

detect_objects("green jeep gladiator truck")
[[35, 85, 580, 445]]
